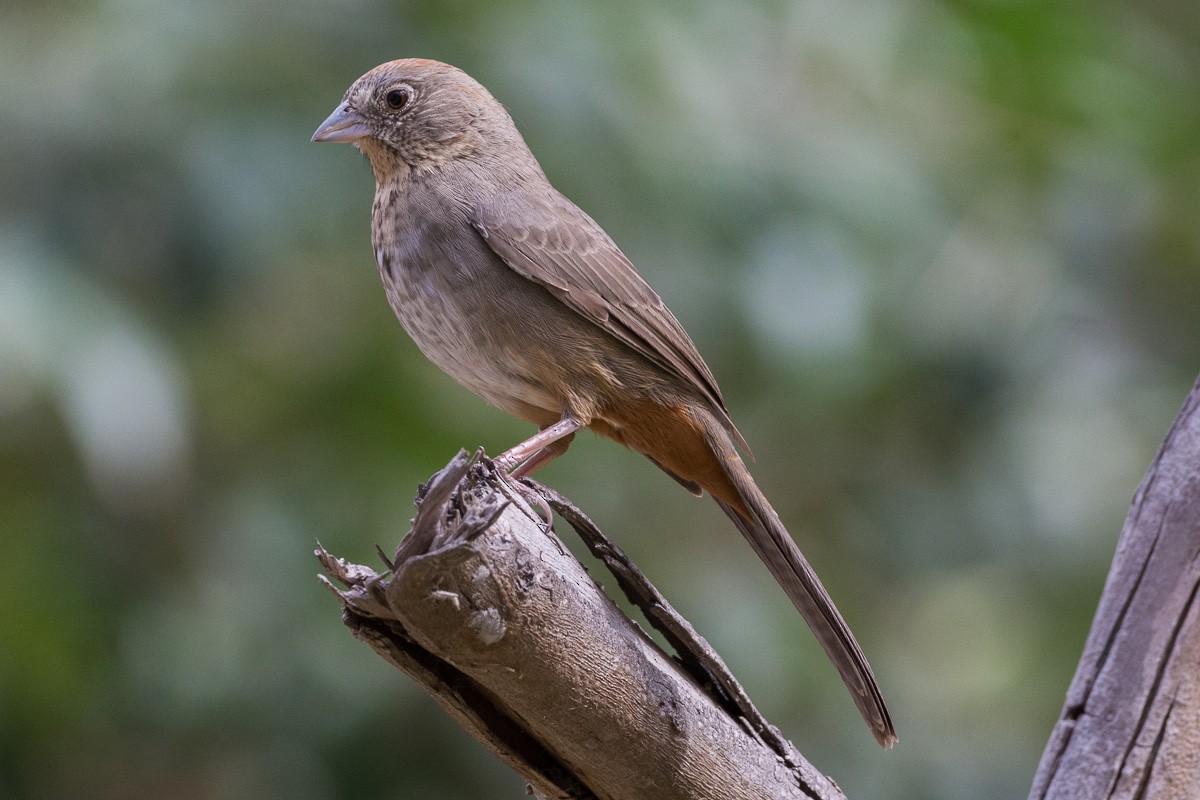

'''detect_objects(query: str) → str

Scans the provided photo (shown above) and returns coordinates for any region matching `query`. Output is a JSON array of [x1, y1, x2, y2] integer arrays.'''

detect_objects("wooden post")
[[1031, 377, 1200, 799]]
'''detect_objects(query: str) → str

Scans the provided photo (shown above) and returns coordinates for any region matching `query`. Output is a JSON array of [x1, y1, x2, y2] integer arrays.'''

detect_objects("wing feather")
[[472, 190, 750, 455]]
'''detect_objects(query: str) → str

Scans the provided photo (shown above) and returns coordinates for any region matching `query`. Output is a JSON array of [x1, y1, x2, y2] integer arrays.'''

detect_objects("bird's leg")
[[492, 415, 582, 525], [507, 432, 576, 479], [493, 415, 582, 476]]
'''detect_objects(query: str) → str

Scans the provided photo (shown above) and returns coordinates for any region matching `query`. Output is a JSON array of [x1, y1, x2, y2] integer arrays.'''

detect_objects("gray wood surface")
[[1031, 377, 1200, 799], [319, 450, 847, 800]]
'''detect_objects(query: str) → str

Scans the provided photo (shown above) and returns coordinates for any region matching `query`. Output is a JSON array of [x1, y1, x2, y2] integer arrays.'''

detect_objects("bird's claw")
[[497, 471, 553, 528]]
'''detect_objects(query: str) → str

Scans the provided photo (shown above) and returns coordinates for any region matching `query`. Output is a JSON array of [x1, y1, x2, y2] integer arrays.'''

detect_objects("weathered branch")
[[1031, 376, 1200, 799], [318, 450, 847, 800]]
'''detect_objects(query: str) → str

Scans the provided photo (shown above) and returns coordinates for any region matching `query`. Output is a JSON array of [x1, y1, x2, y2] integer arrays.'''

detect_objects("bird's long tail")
[[598, 398, 895, 746], [699, 413, 896, 748]]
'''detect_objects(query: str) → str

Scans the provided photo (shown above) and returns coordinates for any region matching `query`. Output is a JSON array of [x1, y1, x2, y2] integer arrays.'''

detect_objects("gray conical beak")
[[312, 104, 371, 143]]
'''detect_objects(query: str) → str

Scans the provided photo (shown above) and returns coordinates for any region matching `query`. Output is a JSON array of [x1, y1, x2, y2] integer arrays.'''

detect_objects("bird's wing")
[[471, 190, 749, 454]]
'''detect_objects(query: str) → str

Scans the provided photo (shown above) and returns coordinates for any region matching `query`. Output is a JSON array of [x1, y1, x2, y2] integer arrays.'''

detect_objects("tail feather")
[[704, 425, 896, 747], [713, 495, 895, 747], [602, 398, 895, 745]]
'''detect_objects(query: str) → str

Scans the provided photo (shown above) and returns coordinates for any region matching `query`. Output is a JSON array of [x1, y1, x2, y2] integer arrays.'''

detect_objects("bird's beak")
[[311, 104, 372, 143]]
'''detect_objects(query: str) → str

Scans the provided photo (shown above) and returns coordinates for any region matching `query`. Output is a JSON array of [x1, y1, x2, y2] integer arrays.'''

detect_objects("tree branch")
[[318, 449, 847, 800], [1031, 376, 1200, 799]]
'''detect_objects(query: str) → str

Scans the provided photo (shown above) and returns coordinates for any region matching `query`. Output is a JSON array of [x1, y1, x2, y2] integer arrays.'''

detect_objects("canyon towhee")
[[313, 58, 895, 747]]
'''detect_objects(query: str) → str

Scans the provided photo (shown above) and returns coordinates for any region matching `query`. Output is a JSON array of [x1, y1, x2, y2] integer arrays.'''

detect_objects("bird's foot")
[[495, 468, 553, 527]]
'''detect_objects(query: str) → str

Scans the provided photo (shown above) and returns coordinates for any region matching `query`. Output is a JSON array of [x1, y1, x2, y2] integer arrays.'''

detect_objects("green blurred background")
[[2, 0, 1198, 797]]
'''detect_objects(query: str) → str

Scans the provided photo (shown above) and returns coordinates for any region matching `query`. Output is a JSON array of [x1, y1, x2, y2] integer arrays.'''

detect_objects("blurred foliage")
[[1, 0, 1198, 798]]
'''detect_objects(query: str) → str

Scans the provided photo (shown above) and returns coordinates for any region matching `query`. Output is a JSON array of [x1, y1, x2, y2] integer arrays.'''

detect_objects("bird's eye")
[[385, 88, 410, 110]]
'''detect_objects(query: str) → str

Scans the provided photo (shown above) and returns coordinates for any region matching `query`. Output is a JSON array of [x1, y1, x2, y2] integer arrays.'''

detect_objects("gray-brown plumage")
[[313, 58, 895, 748]]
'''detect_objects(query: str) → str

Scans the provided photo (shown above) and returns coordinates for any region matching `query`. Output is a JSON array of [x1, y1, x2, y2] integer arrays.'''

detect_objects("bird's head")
[[312, 59, 529, 181]]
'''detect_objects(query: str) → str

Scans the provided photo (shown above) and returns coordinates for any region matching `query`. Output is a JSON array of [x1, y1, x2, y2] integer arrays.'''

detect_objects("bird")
[[312, 58, 895, 748]]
